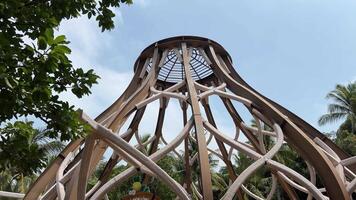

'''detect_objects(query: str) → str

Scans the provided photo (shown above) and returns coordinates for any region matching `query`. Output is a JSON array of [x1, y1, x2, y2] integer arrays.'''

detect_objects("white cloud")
[[113, 9, 125, 25], [55, 14, 186, 146], [58, 17, 113, 60], [59, 68, 133, 118], [55, 16, 132, 118], [134, 0, 151, 8]]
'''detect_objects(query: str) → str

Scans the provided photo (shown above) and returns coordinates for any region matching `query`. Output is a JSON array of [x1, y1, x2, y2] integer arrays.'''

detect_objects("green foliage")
[[319, 81, 356, 155], [87, 162, 135, 199], [0, 170, 38, 195], [0, 121, 64, 176], [0, 0, 132, 141], [87, 155, 184, 199], [148, 154, 183, 199], [318, 81, 356, 131], [0, 121, 65, 194], [335, 129, 356, 156]]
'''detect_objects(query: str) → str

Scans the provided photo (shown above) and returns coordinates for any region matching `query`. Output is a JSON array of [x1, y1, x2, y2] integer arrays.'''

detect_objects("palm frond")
[[211, 172, 228, 191], [33, 129, 65, 156], [40, 140, 66, 156], [318, 112, 348, 125], [335, 84, 352, 99], [319, 82, 356, 126], [327, 104, 351, 114], [325, 92, 350, 108]]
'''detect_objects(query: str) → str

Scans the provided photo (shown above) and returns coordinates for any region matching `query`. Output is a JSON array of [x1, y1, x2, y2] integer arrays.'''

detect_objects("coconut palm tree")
[[0, 121, 65, 194], [318, 82, 356, 133]]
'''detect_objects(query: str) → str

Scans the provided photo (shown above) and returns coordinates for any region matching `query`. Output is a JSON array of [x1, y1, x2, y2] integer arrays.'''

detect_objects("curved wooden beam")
[[206, 44, 349, 200]]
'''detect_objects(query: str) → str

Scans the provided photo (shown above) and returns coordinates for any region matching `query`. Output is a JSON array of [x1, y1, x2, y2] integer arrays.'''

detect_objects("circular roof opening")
[[146, 48, 213, 83]]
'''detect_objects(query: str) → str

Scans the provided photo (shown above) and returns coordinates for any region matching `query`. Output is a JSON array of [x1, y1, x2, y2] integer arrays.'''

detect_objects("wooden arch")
[[25, 36, 356, 200]]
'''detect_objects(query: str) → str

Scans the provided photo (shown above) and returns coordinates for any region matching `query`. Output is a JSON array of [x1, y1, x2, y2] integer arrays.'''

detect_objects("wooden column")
[[182, 101, 193, 195], [181, 43, 213, 199]]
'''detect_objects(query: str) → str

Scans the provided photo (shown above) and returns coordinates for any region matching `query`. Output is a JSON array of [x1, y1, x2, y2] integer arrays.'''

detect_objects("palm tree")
[[0, 121, 65, 194], [318, 82, 356, 133]]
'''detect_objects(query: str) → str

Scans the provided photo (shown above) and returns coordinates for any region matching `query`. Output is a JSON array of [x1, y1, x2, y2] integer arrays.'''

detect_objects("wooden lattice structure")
[[25, 36, 356, 200]]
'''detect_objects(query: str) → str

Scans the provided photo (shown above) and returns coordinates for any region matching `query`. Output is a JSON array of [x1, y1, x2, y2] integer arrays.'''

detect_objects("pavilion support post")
[[75, 134, 97, 200], [143, 98, 168, 184], [147, 98, 168, 155], [220, 98, 260, 151], [78, 47, 161, 196], [201, 99, 244, 200], [87, 107, 147, 198], [182, 101, 193, 195], [24, 139, 83, 200], [182, 43, 213, 200]]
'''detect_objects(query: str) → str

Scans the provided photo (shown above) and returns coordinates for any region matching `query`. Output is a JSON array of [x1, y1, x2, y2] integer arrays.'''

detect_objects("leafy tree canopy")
[[318, 81, 356, 155], [0, 0, 132, 140], [0, 121, 64, 176]]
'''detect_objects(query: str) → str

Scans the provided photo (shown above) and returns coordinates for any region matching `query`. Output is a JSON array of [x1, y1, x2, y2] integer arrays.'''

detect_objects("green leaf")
[[44, 28, 54, 42], [53, 35, 66, 44], [53, 45, 71, 54], [71, 87, 83, 98], [32, 87, 51, 101], [0, 32, 9, 46], [37, 36, 47, 50]]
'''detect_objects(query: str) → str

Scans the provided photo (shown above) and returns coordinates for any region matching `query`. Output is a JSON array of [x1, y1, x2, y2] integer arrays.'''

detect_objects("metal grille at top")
[[146, 48, 213, 83]]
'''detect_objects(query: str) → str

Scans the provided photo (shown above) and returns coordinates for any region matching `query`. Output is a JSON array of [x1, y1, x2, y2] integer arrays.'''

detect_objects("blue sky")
[[59, 0, 356, 139]]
